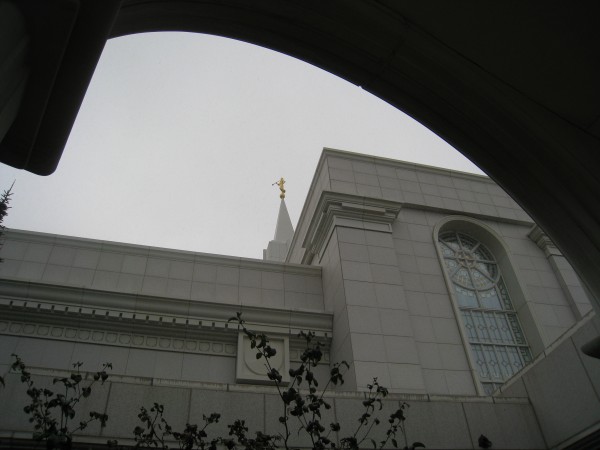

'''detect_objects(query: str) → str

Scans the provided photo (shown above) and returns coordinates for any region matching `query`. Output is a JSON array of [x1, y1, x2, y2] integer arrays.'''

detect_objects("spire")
[[263, 179, 295, 262], [274, 198, 294, 243]]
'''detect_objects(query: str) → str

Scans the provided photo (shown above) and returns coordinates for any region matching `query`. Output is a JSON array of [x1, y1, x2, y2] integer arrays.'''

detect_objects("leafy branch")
[[226, 313, 423, 450], [3, 312, 425, 450], [0, 181, 15, 265], [134, 402, 222, 450], [8, 354, 111, 449]]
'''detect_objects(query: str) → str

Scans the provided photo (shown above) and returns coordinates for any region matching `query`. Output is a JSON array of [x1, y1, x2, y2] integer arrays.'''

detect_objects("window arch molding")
[[432, 216, 543, 395]]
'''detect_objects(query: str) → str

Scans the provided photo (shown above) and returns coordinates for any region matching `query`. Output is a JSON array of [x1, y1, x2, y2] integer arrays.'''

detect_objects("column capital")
[[301, 191, 401, 264], [528, 225, 562, 258]]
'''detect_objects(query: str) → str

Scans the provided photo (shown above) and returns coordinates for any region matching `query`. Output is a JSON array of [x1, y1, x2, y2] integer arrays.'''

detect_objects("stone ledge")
[[0, 278, 334, 338], [1, 368, 531, 405]]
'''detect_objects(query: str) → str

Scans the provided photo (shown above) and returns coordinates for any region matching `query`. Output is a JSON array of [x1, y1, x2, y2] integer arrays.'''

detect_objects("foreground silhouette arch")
[[1, 1, 599, 315]]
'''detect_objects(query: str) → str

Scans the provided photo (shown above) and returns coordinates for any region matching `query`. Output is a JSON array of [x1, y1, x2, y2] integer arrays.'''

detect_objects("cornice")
[[0, 318, 330, 362], [0, 279, 333, 338], [528, 225, 561, 258], [301, 191, 401, 264]]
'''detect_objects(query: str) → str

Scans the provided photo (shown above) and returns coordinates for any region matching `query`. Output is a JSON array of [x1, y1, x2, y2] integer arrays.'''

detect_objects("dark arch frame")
[[1, 1, 599, 316]]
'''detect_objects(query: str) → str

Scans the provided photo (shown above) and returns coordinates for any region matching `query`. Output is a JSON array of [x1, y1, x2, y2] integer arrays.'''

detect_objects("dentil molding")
[[0, 278, 333, 339]]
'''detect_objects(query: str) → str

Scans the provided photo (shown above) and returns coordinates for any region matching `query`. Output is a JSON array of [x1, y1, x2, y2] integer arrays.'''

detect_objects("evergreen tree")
[[0, 182, 14, 263]]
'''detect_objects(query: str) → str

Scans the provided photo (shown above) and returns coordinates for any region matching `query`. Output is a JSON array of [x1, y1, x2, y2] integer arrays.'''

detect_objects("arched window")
[[438, 231, 532, 395]]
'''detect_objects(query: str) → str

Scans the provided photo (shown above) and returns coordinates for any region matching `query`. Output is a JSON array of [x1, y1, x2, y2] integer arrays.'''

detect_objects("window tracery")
[[439, 231, 532, 394]]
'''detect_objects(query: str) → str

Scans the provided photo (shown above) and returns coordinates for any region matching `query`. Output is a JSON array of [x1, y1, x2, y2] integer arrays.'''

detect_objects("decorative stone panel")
[[0, 320, 237, 356], [235, 332, 290, 384]]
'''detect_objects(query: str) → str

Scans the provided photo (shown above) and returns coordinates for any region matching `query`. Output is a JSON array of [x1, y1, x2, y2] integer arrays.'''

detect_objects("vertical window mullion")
[[507, 313, 527, 345], [466, 266, 482, 308], [472, 344, 490, 381], [495, 313, 507, 344], [483, 345, 501, 381]]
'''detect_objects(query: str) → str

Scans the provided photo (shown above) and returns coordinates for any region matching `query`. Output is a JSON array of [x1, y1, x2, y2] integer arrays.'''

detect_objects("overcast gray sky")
[[0, 32, 483, 259]]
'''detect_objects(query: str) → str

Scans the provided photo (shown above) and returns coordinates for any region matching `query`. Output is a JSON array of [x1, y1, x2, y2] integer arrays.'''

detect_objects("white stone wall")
[[289, 148, 532, 265], [1, 148, 597, 448], [498, 313, 600, 449], [289, 149, 592, 397], [288, 156, 331, 263], [391, 208, 475, 395], [322, 149, 529, 222], [0, 229, 325, 311], [0, 369, 544, 449], [0, 229, 333, 388]]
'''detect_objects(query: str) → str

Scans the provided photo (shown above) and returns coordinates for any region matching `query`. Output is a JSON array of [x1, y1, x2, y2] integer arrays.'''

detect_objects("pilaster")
[[529, 225, 592, 320], [302, 192, 425, 393]]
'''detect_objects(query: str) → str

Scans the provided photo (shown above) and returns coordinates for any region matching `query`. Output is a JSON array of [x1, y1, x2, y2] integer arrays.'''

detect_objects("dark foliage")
[[2, 314, 427, 450], [478, 434, 492, 448], [7, 354, 111, 449], [0, 182, 14, 264], [0, 184, 14, 388]]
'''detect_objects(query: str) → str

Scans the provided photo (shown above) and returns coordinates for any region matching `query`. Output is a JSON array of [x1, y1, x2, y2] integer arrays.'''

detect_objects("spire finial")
[[273, 177, 286, 199]]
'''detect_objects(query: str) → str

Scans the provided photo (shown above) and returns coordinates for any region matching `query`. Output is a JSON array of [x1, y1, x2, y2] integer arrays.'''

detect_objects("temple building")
[[0, 148, 598, 449]]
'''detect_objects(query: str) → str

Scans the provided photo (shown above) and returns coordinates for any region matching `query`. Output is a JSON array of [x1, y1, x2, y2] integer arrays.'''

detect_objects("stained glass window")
[[439, 231, 532, 395]]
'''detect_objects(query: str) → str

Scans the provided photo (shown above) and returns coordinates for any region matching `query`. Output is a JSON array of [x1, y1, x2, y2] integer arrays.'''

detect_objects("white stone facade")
[[1, 148, 598, 449]]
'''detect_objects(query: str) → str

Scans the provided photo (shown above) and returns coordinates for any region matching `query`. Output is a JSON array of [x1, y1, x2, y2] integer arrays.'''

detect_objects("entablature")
[[301, 191, 402, 264], [0, 279, 333, 342]]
